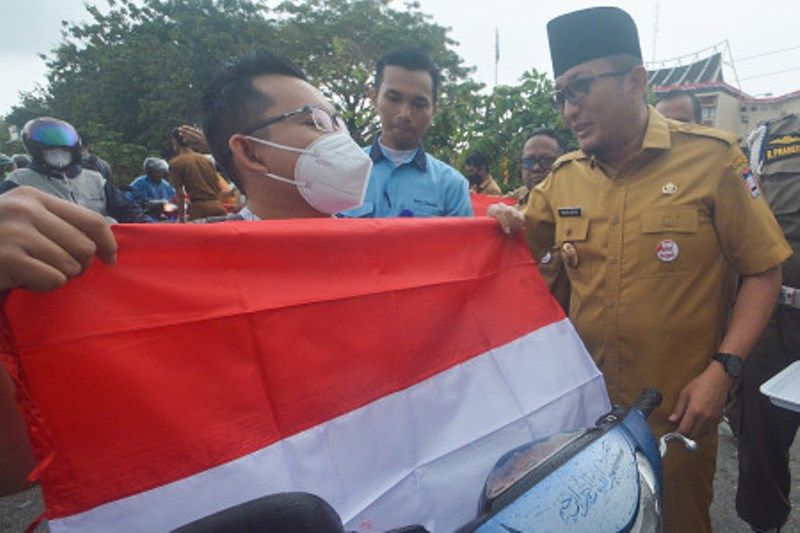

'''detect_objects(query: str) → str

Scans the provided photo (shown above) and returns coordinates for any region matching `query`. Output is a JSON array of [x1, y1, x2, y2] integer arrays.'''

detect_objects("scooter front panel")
[[476, 429, 640, 532]]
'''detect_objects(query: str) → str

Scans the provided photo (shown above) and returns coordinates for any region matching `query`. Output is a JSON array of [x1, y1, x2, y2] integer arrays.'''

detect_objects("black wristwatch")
[[710, 352, 744, 380]]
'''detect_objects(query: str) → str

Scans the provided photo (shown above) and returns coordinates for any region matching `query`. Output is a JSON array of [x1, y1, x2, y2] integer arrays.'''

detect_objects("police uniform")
[[736, 113, 800, 531], [524, 108, 792, 532]]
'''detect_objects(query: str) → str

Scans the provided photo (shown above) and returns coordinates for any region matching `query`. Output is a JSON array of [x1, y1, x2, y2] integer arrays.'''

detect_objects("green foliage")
[[2, 0, 563, 189], [269, 0, 482, 156], [462, 71, 573, 192]]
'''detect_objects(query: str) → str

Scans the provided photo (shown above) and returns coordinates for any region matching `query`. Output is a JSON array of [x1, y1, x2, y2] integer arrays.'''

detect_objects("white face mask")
[[246, 133, 372, 215], [44, 148, 73, 169]]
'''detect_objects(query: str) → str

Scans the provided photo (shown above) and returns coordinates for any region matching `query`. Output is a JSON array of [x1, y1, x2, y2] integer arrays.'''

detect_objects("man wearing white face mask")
[[0, 117, 150, 223], [198, 51, 371, 221]]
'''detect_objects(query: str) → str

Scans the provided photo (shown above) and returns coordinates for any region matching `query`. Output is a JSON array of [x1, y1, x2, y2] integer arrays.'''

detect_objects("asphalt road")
[[711, 424, 799, 532], [1, 426, 798, 532]]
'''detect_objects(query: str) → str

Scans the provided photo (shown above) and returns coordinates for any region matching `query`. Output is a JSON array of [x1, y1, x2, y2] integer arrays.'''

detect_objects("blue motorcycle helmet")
[[22, 117, 83, 176]]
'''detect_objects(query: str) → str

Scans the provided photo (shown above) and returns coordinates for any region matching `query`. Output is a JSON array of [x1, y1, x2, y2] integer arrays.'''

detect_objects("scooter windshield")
[[484, 429, 588, 500]]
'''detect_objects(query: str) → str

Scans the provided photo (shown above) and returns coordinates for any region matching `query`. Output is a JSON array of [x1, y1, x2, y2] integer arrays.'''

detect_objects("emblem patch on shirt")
[[661, 182, 678, 195], [656, 239, 680, 262], [540, 251, 553, 265], [557, 207, 582, 217], [740, 167, 761, 199], [764, 134, 800, 163]]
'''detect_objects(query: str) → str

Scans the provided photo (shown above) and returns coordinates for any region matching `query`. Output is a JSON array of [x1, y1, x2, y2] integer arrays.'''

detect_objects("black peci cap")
[[547, 6, 642, 78]]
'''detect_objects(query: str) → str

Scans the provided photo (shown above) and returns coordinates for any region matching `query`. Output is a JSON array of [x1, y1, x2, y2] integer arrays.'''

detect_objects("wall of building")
[[695, 91, 800, 138], [741, 97, 800, 130], [708, 91, 746, 136]]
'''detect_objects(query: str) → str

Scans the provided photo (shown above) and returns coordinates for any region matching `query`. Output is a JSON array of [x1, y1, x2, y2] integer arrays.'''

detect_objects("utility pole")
[[652, 0, 660, 61], [494, 28, 500, 88]]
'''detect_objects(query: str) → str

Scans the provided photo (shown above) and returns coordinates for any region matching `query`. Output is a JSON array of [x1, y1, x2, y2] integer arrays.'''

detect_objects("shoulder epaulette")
[[671, 122, 739, 146], [551, 149, 586, 172]]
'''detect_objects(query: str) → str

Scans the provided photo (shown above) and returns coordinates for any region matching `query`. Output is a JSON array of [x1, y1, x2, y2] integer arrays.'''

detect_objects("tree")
[[461, 71, 573, 192], [2, 0, 564, 189], [6, 0, 275, 183], [267, 0, 484, 161]]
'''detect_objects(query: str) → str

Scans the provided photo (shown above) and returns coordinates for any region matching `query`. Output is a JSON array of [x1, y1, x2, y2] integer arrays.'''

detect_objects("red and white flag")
[[2, 217, 608, 532], [469, 192, 517, 216]]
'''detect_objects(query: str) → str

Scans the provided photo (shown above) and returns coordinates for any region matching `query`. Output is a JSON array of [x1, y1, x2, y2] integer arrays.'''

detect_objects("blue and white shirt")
[[339, 136, 473, 218]]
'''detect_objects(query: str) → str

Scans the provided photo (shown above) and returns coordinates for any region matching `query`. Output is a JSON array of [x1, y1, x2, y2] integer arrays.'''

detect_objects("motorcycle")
[[457, 389, 696, 532], [140, 198, 179, 222], [120, 185, 179, 222]]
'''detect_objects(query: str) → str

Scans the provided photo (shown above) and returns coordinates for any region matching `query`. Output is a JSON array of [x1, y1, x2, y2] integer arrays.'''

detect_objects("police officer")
[[736, 113, 800, 532], [489, 7, 791, 531]]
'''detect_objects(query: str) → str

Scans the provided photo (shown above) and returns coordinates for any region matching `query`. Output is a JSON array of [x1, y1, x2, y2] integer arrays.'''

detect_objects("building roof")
[[648, 53, 723, 87], [649, 51, 800, 104]]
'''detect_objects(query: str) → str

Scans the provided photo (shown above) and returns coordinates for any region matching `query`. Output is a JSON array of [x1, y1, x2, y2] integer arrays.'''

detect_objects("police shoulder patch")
[[740, 167, 762, 199]]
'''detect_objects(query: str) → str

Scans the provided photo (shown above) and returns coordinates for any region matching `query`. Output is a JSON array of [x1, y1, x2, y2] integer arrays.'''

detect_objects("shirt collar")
[[587, 106, 671, 170], [641, 106, 672, 151], [369, 134, 428, 171], [477, 174, 494, 191]]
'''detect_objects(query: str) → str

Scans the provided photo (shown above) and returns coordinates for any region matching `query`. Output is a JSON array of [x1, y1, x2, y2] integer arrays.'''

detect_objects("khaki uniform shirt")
[[507, 185, 529, 207], [472, 175, 502, 195], [169, 152, 226, 219], [524, 108, 791, 427]]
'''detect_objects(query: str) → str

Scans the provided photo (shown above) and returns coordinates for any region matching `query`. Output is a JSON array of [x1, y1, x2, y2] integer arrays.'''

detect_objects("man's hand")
[[668, 362, 732, 439], [487, 203, 525, 235], [0, 186, 117, 292]]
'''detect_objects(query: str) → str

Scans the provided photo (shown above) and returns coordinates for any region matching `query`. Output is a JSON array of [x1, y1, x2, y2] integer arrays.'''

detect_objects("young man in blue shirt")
[[339, 48, 473, 218]]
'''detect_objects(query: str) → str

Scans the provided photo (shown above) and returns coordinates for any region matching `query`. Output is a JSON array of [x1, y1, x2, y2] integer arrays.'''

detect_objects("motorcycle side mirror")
[[658, 431, 698, 458]]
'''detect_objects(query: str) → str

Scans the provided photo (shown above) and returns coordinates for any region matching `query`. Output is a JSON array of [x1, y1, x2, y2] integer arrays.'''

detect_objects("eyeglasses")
[[522, 156, 557, 170], [553, 69, 631, 111], [242, 105, 346, 136]]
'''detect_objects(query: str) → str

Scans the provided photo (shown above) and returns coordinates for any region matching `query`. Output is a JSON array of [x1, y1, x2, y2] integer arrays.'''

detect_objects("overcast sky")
[[1, 0, 798, 115]]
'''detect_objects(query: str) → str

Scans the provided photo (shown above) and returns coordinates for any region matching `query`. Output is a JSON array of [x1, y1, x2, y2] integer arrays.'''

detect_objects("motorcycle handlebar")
[[630, 388, 662, 420]]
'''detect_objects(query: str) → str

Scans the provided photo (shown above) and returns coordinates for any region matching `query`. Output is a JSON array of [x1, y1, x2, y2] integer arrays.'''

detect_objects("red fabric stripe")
[[4, 218, 563, 519], [470, 192, 517, 216]]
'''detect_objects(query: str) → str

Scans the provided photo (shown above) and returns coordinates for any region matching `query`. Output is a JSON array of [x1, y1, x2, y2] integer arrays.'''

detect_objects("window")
[[701, 105, 716, 126]]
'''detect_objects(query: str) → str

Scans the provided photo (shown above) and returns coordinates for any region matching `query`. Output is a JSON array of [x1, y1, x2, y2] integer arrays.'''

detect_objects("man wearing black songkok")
[[489, 6, 790, 531]]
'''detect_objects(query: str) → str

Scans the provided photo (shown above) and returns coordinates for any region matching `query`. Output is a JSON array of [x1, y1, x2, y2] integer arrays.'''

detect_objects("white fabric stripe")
[[49, 319, 609, 533]]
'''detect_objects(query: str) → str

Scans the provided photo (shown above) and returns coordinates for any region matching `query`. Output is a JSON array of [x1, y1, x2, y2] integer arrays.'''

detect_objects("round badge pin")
[[661, 182, 678, 195], [656, 239, 679, 262]]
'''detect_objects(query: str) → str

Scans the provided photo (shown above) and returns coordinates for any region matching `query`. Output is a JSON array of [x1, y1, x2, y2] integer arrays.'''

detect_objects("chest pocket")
[[641, 207, 698, 234], [555, 217, 589, 243], [554, 217, 590, 284], [397, 202, 443, 217], [639, 207, 698, 276]]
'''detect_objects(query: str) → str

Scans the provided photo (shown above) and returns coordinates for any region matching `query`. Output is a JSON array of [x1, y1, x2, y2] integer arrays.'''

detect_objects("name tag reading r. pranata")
[[558, 207, 582, 217]]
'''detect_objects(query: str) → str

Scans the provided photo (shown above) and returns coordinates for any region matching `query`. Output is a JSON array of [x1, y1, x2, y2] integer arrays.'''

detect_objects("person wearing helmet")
[[11, 154, 31, 170], [0, 154, 15, 178], [127, 157, 176, 204], [78, 131, 113, 181], [0, 117, 150, 223]]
